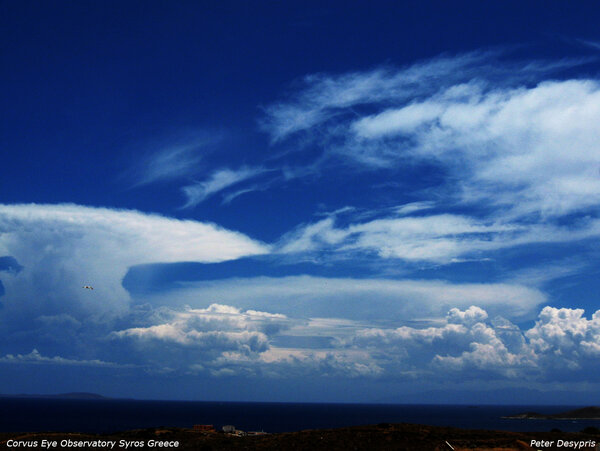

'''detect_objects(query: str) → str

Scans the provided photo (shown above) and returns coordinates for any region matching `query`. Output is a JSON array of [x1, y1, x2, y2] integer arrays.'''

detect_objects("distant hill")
[[504, 406, 600, 420], [379, 387, 600, 405], [0, 392, 108, 400]]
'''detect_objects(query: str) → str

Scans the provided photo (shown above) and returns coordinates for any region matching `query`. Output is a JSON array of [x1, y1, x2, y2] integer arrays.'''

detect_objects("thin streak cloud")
[[181, 166, 267, 208]]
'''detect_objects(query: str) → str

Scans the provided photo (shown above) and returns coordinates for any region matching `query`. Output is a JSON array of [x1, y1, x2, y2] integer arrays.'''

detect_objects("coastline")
[[3, 399, 600, 435], [503, 407, 600, 421]]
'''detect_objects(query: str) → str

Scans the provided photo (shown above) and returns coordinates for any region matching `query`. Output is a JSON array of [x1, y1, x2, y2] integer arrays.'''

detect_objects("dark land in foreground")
[[2, 423, 600, 450]]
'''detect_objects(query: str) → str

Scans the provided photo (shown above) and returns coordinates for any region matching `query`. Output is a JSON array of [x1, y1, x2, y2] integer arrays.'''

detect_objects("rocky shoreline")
[[503, 406, 600, 421]]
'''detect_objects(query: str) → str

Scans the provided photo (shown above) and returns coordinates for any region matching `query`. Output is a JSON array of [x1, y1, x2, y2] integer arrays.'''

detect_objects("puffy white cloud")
[[351, 323, 468, 353], [114, 303, 287, 351], [103, 302, 600, 381], [111, 303, 380, 378], [340, 306, 534, 379], [100, 303, 600, 382], [106, 302, 547, 380], [5, 289, 599, 383], [447, 306, 488, 325], [111, 304, 288, 372], [335, 305, 600, 381], [525, 307, 600, 367], [432, 321, 536, 377]]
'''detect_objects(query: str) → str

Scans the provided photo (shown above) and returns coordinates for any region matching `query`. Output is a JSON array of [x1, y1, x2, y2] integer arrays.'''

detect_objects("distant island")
[[0, 392, 108, 400], [504, 406, 600, 420]]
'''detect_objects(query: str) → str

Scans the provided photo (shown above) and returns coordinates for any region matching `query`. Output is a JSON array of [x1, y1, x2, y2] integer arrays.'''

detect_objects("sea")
[[0, 399, 598, 434]]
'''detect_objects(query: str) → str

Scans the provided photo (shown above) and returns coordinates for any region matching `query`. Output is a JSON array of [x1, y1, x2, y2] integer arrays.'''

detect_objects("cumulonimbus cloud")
[[0, 203, 269, 337]]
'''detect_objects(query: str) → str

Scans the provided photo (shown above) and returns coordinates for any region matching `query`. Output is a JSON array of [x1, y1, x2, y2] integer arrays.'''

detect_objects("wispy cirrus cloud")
[[277, 209, 600, 264], [576, 39, 600, 51], [132, 138, 211, 186], [262, 51, 600, 216], [349, 79, 600, 218], [181, 166, 266, 208], [128, 134, 273, 207], [261, 50, 591, 143], [259, 50, 600, 270], [260, 51, 496, 142]]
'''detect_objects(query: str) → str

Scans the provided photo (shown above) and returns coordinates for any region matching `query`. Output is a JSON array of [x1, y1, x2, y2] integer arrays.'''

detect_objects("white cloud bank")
[[342, 305, 600, 381], [114, 303, 287, 351], [107, 302, 600, 383], [112, 303, 382, 377]]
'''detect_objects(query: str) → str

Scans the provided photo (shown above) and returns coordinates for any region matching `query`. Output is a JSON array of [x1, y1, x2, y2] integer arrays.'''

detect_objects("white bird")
[[82, 285, 94, 290]]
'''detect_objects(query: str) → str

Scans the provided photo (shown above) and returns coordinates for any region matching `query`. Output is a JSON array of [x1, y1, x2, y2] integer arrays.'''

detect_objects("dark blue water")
[[0, 399, 598, 434]]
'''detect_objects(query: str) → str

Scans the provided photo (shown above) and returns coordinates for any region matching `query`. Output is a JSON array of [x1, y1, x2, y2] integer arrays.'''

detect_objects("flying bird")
[[82, 285, 94, 290]]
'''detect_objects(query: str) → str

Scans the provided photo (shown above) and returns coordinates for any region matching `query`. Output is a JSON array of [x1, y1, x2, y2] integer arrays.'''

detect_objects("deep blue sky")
[[2, 1, 600, 403]]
